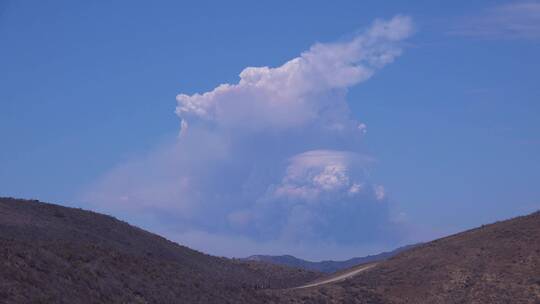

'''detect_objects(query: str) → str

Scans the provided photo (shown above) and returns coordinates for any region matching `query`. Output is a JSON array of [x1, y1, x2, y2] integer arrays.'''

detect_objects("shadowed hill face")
[[2, 197, 539, 304], [277, 211, 540, 303], [0, 198, 322, 303]]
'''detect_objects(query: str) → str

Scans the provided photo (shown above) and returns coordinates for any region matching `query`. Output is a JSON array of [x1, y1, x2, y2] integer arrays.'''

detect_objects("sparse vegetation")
[[0, 198, 321, 303], [1, 197, 539, 303], [274, 211, 540, 303]]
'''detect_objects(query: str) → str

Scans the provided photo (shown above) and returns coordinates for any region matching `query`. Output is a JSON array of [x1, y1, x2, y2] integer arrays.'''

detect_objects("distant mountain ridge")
[[245, 244, 418, 273], [276, 210, 540, 303]]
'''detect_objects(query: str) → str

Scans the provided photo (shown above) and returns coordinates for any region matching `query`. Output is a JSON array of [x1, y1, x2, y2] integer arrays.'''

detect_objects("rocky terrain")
[[275, 211, 540, 303], [1, 197, 539, 303], [0, 197, 321, 303]]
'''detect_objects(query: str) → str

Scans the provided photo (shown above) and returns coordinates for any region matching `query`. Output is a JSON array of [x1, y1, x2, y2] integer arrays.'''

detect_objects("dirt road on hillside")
[[294, 263, 377, 289]]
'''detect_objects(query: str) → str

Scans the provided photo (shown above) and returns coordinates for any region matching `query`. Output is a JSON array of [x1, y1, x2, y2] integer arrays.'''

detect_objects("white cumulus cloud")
[[81, 16, 414, 260], [176, 15, 413, 133], [271, 150, 373, 201]]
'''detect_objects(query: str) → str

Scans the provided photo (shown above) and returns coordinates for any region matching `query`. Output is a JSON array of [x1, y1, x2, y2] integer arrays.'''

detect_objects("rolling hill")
[[276, 210, 540, 303], [2, 197, 539, 303], [0, 197, 321, 303]]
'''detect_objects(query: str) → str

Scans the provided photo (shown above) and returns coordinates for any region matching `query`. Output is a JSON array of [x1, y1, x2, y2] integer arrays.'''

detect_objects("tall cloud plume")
[[81, 16, 414, 260]]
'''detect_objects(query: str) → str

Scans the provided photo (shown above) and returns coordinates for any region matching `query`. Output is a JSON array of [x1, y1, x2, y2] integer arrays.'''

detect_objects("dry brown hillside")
[[2, 197, 539, 303], [277, 211, 540, 303], [0, 198, 321, 303]]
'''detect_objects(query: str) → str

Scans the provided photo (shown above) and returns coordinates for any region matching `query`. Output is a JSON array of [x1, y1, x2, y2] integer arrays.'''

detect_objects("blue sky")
[[1, 1, 539, 260]]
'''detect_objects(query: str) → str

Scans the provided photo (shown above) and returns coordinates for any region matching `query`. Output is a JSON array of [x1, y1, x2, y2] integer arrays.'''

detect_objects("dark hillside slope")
[[0, 198, 321, 303], [279, 211, 540, 303]]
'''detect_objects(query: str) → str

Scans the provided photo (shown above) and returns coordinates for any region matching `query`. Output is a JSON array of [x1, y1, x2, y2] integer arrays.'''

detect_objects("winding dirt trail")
[[294, 263, 377, 289]]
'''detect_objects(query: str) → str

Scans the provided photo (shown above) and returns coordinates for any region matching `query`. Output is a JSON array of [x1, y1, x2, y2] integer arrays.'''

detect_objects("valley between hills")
[[1, 197, 539, 303]]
